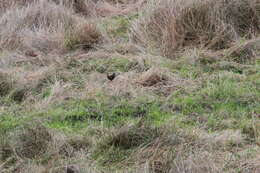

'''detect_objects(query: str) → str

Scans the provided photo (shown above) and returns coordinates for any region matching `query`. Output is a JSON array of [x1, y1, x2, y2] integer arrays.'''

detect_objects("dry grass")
[[131, 0, 260, 58], [1, 120, 259, 173], [105, 124, 160, 150], [0, 0, 259, 173], [65, 22, 102, 50], [136, 68, 195, 96], [85, 71, 146, 99], [0, 65, 68, 103], [58, 0, 94, 16], [170, 151, 222, 173], [0, 70, 13, 96], [183, 38, 260, 65], [106, 0, 139, 4], [95, 0, 146, 16], [0, 0, 102, 54], [84, 63, 190, 98], [0, 0, 36, 14], [9, 124, 52, 159], [0, 68, 28, 102], [137, 68, 169, 87], [105, 126, 247, 173], [0, 123, 97, 173], [0, 0, 95, 16]]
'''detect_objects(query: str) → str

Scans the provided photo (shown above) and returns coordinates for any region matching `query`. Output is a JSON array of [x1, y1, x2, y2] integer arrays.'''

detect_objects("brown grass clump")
[[170, 151, 221, 173], [131, 0, 260, 58], [0, 0, 36, 14], [54, 0, 95, 16], [95, 0, 146, 16], [199, 129, 245, 149], [223, 0, 260, 36], [93, 123, 163, 167], [124, 126, 258, 173], [239, 154, 260, 173], [65, 22, 102, 50], [107, 124, 160, 150], [186, 38, 260, 64], [58, 135, 92, 158], [0, 70, 12, 96], [106, 0, 139, 4], [9, 124, 52, 159], [219, 38, 260, 64], [0, 0, 102, 54], [0, 68, 28, 102], [0, 0, 94, 16], [0, 0, 75, 52], [0, 66, 60, 103], [136, 68, 193, 96], [0, 136, 13, 163], [137, 68, 168, 87], [122, 127, 199, 173]]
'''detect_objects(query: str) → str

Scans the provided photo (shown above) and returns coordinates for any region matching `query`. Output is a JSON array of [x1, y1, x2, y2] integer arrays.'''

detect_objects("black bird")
[[107, 72, 116, 81], [66, 166, 78, 173]]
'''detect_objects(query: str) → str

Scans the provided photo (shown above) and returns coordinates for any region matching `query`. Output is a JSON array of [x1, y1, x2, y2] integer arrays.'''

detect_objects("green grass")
[[82, 56, 137, 73], [46, 97, 172, 129], [0, 95, 170, 134], [100, 14, 138, 40], [170, 71, 259, 133], [0, 3, 259, 172], [92, 123, 162, 168], [1, 55, 259, 171]]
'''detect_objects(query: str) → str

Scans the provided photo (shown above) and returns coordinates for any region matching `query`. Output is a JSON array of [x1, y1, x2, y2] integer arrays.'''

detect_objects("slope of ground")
[[0, 0, 259, 173]]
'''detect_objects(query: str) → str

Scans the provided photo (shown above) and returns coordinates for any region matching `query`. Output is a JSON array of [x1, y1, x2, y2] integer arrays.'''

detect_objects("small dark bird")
[[25, 50, 37, 57], [107, 72, 116, 81], [66, 166, 78, 173]]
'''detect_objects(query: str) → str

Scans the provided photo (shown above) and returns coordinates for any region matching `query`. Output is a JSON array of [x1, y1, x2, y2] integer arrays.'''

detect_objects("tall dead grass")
[[131, 0, 260, 58], [0, 0, 35, 14], [54, 0, 95, 16], [0, 0, 94, 16], [0, 70, 12, 96], [0, 0, 101, 54]]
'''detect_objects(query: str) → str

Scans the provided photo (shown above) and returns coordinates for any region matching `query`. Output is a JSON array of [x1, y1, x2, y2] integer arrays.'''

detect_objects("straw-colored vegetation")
[[0, 0, 259, 172]]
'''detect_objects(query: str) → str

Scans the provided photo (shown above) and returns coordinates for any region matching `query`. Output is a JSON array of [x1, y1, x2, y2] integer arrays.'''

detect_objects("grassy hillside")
[[0, 0, 259, 172]]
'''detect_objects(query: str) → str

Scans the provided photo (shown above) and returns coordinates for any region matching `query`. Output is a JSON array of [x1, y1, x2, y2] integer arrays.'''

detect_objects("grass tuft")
[[131, 0, 260, 58], [9, 124, 52, 159], [0, 0, 259, 172]]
